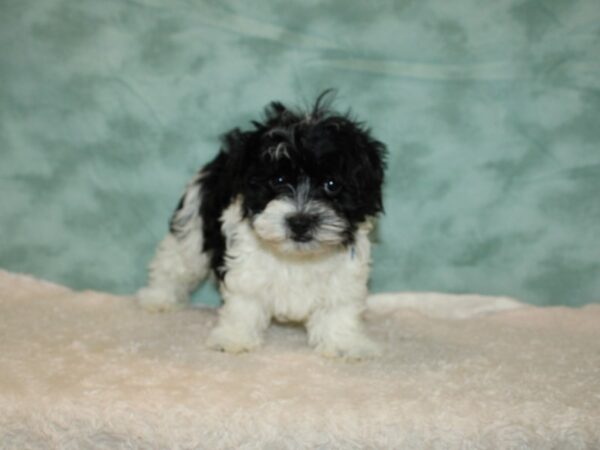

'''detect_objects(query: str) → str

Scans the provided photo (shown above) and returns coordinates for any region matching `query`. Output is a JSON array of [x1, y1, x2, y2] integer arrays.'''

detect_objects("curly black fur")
[[170, 91, 387, 279]]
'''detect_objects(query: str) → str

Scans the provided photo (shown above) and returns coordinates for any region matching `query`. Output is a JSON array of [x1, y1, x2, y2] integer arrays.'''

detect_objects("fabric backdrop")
[[1, 0, 599, 306]]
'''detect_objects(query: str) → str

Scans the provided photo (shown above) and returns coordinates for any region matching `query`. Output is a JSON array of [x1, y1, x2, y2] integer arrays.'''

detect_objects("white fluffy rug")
[[1, 270, 599, 449]]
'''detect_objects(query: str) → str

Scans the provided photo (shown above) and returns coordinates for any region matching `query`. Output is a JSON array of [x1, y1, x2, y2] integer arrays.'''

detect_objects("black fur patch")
[[172, 91, 386, 279]]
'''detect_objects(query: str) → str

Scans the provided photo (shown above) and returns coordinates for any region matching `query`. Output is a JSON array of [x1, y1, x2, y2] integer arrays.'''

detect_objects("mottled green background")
[[1, 0, 599, 306]]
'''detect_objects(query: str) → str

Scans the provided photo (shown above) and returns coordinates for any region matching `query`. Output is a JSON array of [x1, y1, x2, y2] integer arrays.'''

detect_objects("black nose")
[[286, 214, 317, 241]]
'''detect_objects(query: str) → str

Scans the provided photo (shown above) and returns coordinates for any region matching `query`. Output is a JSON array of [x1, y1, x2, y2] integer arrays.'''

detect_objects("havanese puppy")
[[138, 91, 386, 359]]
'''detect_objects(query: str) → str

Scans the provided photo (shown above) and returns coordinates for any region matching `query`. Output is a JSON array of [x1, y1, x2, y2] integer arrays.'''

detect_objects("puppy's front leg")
[[307, 303, 381, 360], [207, 296, 270, 354]]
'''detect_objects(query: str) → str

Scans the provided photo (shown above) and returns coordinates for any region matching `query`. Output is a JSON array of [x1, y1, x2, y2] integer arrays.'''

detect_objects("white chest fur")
[[219, 201, 372, 323]]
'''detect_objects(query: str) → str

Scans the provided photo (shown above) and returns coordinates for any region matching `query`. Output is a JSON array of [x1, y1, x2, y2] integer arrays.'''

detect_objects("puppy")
[[138, 92, 386, 359]]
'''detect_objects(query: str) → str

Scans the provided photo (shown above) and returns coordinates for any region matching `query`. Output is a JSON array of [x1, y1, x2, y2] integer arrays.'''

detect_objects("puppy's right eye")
[[323, 178, 342, 196], [269, 174, 288, 189]]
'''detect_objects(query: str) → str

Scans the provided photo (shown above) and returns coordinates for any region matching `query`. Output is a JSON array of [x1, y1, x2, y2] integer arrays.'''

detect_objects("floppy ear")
[[168, 129, 253, 237], [219, 128, 257, 192], [344, 124, 387, 216], [360, 140, 386, 214], [190, 127, 260, 278], [194, 128, 254, 220]]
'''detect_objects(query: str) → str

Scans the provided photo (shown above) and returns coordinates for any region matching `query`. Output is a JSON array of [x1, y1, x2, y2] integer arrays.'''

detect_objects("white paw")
[[206, 326, 262, 354], [315, 335, 382, 361], [137, 287, 187, 313]]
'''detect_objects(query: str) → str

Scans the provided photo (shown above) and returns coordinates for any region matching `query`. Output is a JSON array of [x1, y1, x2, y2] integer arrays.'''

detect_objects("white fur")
[[252, 196, 349, 254], [207, 199, 380, 359], [138, 189, 379, 359]]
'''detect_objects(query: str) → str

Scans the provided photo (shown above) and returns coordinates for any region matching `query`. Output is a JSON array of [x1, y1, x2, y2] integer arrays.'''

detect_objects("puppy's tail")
[[138, 172, 210, 312]]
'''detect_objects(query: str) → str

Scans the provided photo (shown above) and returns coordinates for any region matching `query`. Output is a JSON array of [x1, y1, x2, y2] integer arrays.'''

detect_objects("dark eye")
[[323, 178, 342, 196], [269, 174, 288, 190]]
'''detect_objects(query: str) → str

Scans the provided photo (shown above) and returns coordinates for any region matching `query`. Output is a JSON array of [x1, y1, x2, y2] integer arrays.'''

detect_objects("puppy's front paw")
[[137, 287, 186, 313], [206, 326, 262, 354], [315, 335, 382, 361]]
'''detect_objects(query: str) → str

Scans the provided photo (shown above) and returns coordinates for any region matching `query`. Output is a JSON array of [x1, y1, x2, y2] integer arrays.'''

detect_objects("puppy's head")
[[223, 92, 386, 254]]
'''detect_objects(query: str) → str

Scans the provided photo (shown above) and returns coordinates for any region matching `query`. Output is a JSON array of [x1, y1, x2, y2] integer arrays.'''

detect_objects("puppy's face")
[[226, 100, 386, 254]]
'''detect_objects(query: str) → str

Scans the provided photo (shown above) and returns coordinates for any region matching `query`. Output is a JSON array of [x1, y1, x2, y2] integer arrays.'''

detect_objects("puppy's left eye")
[[269, 174, 288, 190], [323, 178, 342, 196]]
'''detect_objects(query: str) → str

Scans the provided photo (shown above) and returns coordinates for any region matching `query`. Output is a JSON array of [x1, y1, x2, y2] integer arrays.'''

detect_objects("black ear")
[[197, 128, 256, 219], [168, 129, 252, 237], [219, 128, 256, 191], [351, 127, 387, 215], [194, 127, 259, 278]]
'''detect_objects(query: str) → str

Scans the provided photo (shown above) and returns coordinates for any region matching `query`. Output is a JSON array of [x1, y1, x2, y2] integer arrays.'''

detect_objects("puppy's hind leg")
[[138, 174, 209, 312]]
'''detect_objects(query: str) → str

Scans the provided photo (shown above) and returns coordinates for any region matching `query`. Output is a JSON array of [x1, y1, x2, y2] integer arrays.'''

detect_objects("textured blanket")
[[0, 270, 599, 449]]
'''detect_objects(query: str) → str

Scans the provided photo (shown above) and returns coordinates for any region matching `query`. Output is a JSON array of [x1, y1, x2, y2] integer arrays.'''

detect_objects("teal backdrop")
[[1, 0, 599, 306]]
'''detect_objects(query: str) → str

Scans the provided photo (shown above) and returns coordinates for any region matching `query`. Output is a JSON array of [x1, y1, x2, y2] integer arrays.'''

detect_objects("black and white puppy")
[[138, 92, 386, 359]]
